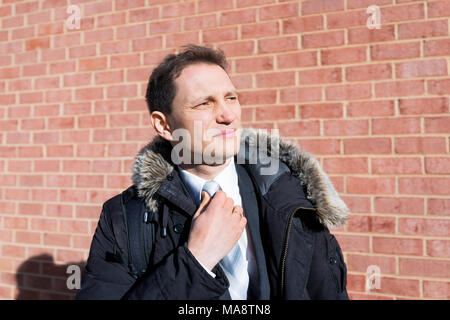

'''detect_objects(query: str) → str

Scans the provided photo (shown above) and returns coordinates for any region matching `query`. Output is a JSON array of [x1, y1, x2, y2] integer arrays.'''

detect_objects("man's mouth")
[[212, 128, 236, 138]]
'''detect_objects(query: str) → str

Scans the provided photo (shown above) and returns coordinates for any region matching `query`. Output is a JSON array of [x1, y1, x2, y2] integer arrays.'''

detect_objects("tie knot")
[[202, 180, 221, 198]]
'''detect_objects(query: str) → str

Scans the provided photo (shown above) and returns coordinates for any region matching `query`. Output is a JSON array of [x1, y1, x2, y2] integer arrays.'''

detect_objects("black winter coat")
[[76, 128, 350, 300]]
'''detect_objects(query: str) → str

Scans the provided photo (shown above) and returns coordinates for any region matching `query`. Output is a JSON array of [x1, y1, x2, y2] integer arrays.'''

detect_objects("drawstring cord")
[[161, 204, 169, 238]]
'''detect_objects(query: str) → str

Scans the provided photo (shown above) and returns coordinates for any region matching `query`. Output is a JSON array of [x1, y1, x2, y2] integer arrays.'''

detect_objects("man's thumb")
[[193, 190, 211, 219]]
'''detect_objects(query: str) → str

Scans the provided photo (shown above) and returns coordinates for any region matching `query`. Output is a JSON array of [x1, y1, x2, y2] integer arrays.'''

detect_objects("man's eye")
[[196, 101, 210, 107], [227, 96, 237, 101]]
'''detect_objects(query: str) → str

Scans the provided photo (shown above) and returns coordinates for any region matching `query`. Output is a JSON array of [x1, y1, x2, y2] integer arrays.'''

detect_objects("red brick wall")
[[0, 0, 449, 300]]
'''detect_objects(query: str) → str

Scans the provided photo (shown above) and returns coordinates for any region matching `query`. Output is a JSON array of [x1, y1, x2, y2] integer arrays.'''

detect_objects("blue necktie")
[[201, 180, 249, 300]]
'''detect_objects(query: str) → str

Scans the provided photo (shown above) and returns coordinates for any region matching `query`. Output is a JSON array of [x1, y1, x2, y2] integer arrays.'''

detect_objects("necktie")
[[201, 180, 249, 300]]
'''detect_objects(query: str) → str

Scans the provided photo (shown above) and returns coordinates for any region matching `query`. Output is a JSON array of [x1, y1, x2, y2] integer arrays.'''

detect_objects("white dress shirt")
[[178, 158, 257, 300]]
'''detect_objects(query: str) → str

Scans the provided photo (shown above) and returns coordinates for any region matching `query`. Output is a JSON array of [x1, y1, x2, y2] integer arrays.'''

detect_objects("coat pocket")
[[326, 234, 347, 293]]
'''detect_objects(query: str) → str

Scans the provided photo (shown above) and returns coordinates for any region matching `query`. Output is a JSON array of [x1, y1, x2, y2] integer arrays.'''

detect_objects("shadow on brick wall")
[[15, 254, 86, 300]]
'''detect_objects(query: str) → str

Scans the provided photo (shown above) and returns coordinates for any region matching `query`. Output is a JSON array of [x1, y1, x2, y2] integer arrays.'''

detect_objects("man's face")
[[167, 62, 241, 164]]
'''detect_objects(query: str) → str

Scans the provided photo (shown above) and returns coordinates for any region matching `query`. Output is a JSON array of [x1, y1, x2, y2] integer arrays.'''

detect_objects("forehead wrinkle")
[[175, 64, 236, 106]]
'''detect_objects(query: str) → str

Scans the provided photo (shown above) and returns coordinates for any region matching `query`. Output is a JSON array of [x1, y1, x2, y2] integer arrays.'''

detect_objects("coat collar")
[[131, 127, 349, 228]]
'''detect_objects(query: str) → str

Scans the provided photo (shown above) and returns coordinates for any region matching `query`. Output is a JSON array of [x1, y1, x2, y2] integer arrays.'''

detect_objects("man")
[[76, 44, 349, 300]]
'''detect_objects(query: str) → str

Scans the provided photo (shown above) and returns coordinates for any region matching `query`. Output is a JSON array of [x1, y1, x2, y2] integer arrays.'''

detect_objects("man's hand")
[[187, 190, 247, 271]]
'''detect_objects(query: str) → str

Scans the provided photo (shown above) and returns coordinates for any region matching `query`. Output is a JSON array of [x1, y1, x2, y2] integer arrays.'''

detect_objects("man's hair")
[[145, 44, 229, 115]]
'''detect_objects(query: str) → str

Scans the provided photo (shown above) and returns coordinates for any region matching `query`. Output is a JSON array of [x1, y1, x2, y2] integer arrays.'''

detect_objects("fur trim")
[[131, 128, 349, 228]]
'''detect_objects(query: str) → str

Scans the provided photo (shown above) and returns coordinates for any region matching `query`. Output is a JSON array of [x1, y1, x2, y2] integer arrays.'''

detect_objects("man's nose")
[[215, 99, 237, 124]]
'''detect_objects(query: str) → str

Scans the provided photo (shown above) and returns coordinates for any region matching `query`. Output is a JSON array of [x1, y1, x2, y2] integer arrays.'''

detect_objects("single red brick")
[[302, 0, 344, 15], [344, 138, 391, 155], [326, 83, 371, 101], [256, 71, 295, 88], [399, 217, 449, 236], [300, 103, 342, 119], [400, 258, 450, 278], [166, 31, 199, 49], [277, 121, 320, 137], [62, 160, 90, 173], [380, 3, 424, 24], [184, 14, 216, 31], [427, 198, 450, 216], [347, 177, 395, 194], [46, 174, 73, 188], [371, 41, 420, 61], [18, 203, 43, 216], [374, 197, 424, 215], [399, 177, 449, 196], [425, 117, 450, 134], [399, 19, 448, 39], [324, 119, 369, 136], [259, 2, 298, 21], [150, 19, 181, 34], [258, 36, 297, 53], [327, 10, 367, 29], [107, 84, 137, 99], [296, 138, 341, 155], [283, 15, 323, 34], [425, 157, 450, 174], [277, 51, 317, 68], [349, 24, 395, 44], [218, 41, 254, 57], [372, 157, 422, 174], [347, 0, 392, 9], [346, 63, 392, 81], [255, 105, 295, 121], [3, 217, 28, 230], [323, 157, 368, 174], [396, 59, 447, 78], [373, 237, 423, 255], [236, 56, 273, 73], [427, 240, 450, 258], [428, 79, 450, 95], [220, 8, 256, 25], [31, 218, 58, 232], [423, 280, 449, 299], [347, 100, 395, 117], [302, 30, 345, 48], [395, 137, 447, 154], [375, 80, 425, 97], [372, 117, 421, 135], [424, 38, 450, 57], [46, 203, 74, 218], [399, 97, 448, 115], [299, 67, 342, 85], [43, 233, 71, 247], [280, 87, 322, 103], [198, 0, 233, 13], [115, 0, 145, 10], [428, 0, 450, 18]]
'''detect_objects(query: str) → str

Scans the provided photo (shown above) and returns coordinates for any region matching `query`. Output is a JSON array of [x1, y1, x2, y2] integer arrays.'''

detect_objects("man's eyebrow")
[[190, 90, 239, 105]]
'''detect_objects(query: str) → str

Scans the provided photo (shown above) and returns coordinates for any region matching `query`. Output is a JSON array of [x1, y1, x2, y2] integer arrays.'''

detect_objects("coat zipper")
[[279, 206, 316, 298]]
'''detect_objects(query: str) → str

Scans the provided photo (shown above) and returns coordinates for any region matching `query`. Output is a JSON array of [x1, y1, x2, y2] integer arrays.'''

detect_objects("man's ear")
[[150, 111, 173, 141]]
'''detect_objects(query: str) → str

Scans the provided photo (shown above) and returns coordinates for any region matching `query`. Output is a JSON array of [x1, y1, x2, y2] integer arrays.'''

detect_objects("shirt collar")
[[178, 158, 237, 206]]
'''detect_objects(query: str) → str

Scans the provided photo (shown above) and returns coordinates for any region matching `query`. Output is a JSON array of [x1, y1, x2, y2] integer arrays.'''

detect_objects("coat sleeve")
[[76, 202, 230, 300], [306, 227, 349, 300]]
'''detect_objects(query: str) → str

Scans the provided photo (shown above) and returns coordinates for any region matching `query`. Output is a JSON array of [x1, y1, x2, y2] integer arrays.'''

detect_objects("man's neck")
[[179, 157, 233, 181]]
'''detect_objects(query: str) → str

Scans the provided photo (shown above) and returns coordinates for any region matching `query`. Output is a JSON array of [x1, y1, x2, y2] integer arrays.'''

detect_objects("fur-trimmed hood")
[[131, 128, 349, 228]]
